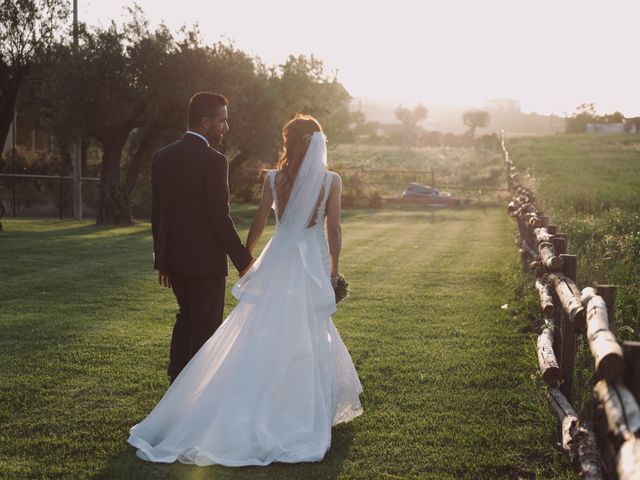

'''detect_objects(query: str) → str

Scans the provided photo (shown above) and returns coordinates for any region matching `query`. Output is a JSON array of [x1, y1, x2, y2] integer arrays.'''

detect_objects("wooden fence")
[[501, 132, 640, 479]]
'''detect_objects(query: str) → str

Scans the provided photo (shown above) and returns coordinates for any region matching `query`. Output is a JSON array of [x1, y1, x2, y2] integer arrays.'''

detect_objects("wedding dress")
[[128, 132, 363, 466]]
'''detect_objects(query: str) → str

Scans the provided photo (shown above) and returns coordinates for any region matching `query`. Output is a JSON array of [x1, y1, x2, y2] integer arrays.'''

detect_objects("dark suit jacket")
[[151, 133, 252, 277]]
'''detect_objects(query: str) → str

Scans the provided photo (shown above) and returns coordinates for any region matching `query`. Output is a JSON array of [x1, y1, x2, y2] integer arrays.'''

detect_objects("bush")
[[229, 158, 271, 203], [368, 191, 383, 208]]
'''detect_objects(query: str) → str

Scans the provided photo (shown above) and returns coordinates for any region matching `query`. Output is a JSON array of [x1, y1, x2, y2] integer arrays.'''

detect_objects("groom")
[[151, 92, 254, 384]]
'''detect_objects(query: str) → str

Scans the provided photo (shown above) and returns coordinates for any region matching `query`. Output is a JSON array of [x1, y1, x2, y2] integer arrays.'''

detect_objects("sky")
[[78, 0, 640, 116]]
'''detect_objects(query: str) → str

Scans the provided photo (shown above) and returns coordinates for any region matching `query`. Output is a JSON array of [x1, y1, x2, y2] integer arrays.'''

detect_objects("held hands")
[[240, 258, 256, 278], [158, 270, 172, 289]]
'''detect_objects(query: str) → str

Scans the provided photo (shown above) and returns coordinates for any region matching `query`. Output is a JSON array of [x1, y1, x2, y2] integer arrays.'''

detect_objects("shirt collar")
[[185, 130, 210, 147]]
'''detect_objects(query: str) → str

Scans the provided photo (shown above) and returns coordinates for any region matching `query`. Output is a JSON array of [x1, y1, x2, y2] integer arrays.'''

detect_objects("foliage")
[[393, 103, 428, 146], [17, 6, 356, 224], [0, 0, 68, 153], [462, 109, 490, 138], [565, 103, 626, 133]]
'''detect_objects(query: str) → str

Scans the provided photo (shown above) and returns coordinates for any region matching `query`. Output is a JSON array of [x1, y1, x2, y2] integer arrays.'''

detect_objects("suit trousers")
[[167, 273, 226, 382]]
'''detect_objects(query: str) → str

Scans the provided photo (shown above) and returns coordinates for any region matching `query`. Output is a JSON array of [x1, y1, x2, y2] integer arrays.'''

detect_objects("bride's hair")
[[276, 114, 323, 188]]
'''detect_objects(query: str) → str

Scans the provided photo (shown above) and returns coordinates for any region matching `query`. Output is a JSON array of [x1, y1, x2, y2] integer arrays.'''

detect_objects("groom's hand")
[[239, 258, 256, 278], [158, 270, 172, 289]]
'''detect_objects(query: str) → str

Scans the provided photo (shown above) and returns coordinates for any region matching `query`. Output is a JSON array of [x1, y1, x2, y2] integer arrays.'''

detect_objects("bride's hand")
[[330, 274, 338, 289], [240, 258, 256, 278]]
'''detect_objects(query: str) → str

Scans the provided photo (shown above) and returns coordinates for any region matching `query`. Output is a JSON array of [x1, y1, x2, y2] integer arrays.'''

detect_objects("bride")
[[128, 114, 363, 466]]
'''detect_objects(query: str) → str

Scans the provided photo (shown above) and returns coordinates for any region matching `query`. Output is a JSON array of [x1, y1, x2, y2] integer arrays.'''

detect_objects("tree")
[[462, 109, 490, 138], [394, 103, 428, 146], [24, 7, 355, 220], [0, 0, 68, 154], [565, 103, 626, 133], [49, 9, 186, 224]]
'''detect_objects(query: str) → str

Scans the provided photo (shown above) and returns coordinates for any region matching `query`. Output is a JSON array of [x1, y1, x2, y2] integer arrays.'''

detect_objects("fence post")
[[623, 341, 640, 406], [540, 215, 550, 229], [559, 253, 577, 402], [12, 108, 17, 217], [73, 138, 82, 220], [59, 175, 64, 220]]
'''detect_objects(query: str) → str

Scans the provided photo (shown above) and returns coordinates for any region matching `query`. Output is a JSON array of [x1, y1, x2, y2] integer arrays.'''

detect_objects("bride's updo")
[[276, 114, 323, 188]]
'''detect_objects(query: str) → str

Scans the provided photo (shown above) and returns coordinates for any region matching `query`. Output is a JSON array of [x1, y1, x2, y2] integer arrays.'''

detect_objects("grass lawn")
[[0, 206, 572, 479]]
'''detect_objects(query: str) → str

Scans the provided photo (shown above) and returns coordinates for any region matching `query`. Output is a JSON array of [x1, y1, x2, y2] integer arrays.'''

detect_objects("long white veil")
[[231, 131, 334, 316], [279, 131, 328, 231]]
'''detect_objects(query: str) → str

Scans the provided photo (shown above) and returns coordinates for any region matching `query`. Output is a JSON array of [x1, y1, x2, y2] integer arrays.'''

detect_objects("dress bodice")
[[267, 170, 333, 277], [267, 170, 332, 229]]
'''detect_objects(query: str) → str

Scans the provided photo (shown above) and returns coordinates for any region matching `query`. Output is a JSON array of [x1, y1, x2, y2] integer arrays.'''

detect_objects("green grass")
[[507, 132, 640, 417], [0, 207, 572, 479], [507, 133, 640, 212]]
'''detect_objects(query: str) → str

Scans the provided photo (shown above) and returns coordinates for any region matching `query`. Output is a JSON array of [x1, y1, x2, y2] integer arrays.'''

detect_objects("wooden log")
[[538, 324, 562, 385], [546, 387, 603, 479], [595, 284, 617, 335], [528, 213, 544, 229], [581, 287, 625, 382], [617, 437, 640, 480], [535, 279, 554, 316], [534, 227, 554, 243], [539, 241, 563, 271], [594, 380, 640, 439], [623, 341, 640, 407], [548, 272, 586, 333]]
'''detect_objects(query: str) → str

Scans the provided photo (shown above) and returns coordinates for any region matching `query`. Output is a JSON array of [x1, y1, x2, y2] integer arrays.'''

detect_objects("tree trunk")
[[81, 136, 90, 175], [122, 124, 157, 200], [0, 62, 29, 154], [0, 85, 19, 155], [96, 130, 133, 225]]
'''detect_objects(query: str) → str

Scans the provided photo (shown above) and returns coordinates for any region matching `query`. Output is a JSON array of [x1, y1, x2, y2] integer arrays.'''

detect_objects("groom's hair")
[[188, 92, 228, 129]]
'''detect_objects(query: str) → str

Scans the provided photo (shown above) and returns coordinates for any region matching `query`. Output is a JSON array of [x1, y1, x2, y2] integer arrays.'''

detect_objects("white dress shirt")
[[185, 130, 210, 147]]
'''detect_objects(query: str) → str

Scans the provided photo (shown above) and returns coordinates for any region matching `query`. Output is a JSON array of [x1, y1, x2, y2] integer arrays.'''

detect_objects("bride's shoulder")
[[327, 170, 342, 185]]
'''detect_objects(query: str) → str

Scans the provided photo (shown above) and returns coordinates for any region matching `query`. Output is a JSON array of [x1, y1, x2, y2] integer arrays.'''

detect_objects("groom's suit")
[[152, 132, 252, 382]]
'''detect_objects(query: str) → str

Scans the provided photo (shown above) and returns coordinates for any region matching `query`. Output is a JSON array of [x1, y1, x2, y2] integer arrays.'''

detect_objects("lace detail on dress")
[[268, 170, 331, 229]]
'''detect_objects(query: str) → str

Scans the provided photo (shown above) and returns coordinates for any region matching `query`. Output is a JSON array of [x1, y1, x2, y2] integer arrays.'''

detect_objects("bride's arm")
[[325, 173, 342, 286], [246, 174, 274, 256]]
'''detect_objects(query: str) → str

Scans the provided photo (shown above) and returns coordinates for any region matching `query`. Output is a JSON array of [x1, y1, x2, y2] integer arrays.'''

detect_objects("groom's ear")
[[200, 116, 210, 130]]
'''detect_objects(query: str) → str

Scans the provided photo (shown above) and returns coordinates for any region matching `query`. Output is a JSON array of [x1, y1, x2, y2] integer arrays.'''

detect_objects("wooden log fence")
[[501, 131, 640, 479]]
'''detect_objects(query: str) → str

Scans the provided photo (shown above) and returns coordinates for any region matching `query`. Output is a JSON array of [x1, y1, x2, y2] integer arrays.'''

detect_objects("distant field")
[[327, 143, 505, 202], [507, 132, 640, 415], [508, 133, 640, 212]]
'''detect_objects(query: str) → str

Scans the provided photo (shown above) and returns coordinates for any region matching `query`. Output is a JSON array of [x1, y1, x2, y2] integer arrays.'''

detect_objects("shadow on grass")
[[94, 424, 355, 480]]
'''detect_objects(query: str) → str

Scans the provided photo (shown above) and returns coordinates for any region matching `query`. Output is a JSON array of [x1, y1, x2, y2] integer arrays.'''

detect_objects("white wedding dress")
[[128, 132, 363, 466]]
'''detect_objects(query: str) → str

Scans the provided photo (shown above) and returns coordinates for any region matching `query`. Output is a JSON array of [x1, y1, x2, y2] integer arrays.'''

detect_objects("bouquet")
[[333, 274, 350, 304]]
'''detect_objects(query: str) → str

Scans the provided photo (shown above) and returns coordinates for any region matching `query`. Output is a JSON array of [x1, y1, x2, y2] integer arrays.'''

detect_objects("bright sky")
[[79, 0, 640, 116]]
